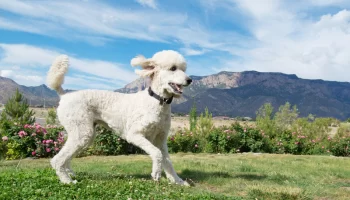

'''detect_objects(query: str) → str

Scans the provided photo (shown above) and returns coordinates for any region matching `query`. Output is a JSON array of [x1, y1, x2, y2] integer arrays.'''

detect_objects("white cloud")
[[0, 43, 137, 89], [0, 69, 13, 77], [180, 47, 209, 56], [211, 1, 350, 82], [136, 0, 157, 9], [0, 69, 43, 86], [0, 0, 247, 54]]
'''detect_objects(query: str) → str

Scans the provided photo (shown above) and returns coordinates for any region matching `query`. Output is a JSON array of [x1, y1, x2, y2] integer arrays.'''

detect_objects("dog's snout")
[[186, 78, 192, 85]]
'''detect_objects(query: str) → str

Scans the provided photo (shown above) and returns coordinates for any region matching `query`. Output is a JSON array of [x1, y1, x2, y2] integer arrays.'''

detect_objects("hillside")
[[2, 70, 350, 120], [116, 71, 350, 120], [0, 76, 58, 107]]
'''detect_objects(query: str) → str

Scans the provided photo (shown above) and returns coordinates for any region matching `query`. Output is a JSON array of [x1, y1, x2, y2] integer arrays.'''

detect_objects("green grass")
[[0, 154, 349, 199]]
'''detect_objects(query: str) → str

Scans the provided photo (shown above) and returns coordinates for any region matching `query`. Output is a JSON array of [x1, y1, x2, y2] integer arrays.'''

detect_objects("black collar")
[[148, 87, 173, 105]]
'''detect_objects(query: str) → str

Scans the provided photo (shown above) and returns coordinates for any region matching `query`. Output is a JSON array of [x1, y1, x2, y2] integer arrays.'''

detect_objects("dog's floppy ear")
[[131, 55, 156, 77]]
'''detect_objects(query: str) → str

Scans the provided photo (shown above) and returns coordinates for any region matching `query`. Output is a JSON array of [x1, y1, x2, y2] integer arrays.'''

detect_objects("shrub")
[[0, 89, 35, 126], [189, 101, 197, 131], [87, 126, 143, 156], [168, 129, 201, 153], [1, 123, 65, 160], [256, 103, 277, 137], [196, 107, 214, 137], [46, 108, 57, 125], [330, 133, 350, 157]]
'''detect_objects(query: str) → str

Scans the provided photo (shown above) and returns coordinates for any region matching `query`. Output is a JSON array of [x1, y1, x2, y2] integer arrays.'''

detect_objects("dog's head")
[[131, 50, 192, 98]]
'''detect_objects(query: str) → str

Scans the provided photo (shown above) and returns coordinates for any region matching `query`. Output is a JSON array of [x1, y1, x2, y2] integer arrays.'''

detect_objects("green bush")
[[46, 108, 57, 125], [168, 129, 201, 153], [1, 123, 65, 160], [87, 126, 143, 156], [330, 133, 350, 157], [0, 89, 35, 126]]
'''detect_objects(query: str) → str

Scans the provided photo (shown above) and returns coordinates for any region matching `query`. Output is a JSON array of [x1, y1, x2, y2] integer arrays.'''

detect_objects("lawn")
[[0, 153, 349, 199]]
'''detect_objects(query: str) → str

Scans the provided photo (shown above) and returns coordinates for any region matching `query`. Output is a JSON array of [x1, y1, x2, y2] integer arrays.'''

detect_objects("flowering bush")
[[1, 123, 65, 160], [86, 126, 143, 156], [167, 129, 201, 153], [330, 134, 350, 157], [166, 122, 350, 157]]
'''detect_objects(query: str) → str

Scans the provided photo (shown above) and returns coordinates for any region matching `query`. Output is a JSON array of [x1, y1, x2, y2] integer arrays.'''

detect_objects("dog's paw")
[[176, 179, 193, 187], [151, 171, 161, 181], [182, 181, 190, 187]]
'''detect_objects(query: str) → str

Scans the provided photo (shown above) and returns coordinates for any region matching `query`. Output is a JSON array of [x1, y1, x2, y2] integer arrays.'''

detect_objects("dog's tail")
[[47, 55, 69, 96]]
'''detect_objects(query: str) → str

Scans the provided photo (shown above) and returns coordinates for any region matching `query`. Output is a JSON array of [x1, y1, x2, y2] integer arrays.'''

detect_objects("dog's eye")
[[170, 66, 177, 71]]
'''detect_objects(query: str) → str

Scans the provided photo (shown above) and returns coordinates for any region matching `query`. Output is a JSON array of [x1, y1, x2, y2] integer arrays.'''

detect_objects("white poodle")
[[47, 50, 192, 186]]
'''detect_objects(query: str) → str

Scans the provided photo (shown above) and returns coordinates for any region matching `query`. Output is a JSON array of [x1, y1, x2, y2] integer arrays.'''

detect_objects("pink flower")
[[18, 131, 27, 138], [295, 142, 299, 145], [46, 148, 51, 153], [31, 151, 36, 156], [244, 129, 247, 132], [24, 124, 30, 129], [194, 144, 198, 148], [54, 147, 60, 151], [227, 136, 231, 139], [170, 137, 174, 141], [312, 140, 316, 143], [59, 132, 64, 137], [2, 136, 8, 141], [322, 146, 324, 149], [224, 130, 230, 133], [328, 137, 331, 140], [327, 150, 330, 153], [31, 133, 36, 137]]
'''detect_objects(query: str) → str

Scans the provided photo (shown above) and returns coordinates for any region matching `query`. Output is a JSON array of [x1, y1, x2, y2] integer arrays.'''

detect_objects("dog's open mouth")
[[169, 83, 183, 94]]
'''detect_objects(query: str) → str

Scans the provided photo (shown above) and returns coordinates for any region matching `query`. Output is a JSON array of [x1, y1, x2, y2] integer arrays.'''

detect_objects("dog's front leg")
[[126, 134, 163, 181], [159, 141, 190, 186]]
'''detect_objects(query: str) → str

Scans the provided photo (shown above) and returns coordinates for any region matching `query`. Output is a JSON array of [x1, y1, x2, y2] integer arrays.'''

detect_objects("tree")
[[256, 103, 276, 137], [196, 107, 214, 137], [0, 89, 35, 125], [189, 100, 197, 131], [46, 108, 57, 125], [274, 102, 299, 130]]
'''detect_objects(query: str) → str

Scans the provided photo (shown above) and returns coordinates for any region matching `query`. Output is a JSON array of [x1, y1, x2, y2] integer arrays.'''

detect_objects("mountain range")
[[1, 71, 350, 120]]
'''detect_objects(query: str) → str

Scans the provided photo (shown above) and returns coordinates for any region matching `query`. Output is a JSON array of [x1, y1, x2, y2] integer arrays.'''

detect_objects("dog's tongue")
[[175, 84, 183, 93]]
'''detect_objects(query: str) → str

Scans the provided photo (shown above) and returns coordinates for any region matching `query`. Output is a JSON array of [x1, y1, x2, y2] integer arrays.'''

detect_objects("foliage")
[[196, 107, 214, 137], [330, 132, 350, 157], [86, 126, 143, 156], [274, 102, 299, 130], [1, 123, 65, 160], [189, 100, 197, 131], [256, 102, 277, 137], [167, 129, 201, 153], [0, 89, 35, 126], [46, 108, 57, 125]]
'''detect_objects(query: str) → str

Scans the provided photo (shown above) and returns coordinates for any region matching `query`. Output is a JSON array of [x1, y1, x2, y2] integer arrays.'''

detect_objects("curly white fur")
[[47, 55, 69, 96], [49, 50, 192, 186]]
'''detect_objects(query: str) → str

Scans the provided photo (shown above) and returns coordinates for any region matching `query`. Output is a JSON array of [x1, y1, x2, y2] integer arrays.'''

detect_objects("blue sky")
[[1, 0, 350, 90]]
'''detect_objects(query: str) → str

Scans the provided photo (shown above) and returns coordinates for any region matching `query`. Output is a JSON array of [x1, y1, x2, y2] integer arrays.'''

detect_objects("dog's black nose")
[[186, 78, 192, 85]]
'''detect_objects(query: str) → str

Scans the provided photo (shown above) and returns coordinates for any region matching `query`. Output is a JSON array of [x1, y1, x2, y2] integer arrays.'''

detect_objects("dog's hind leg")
[[64, 126, 97, 177], [51, 123, 94, 184]]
